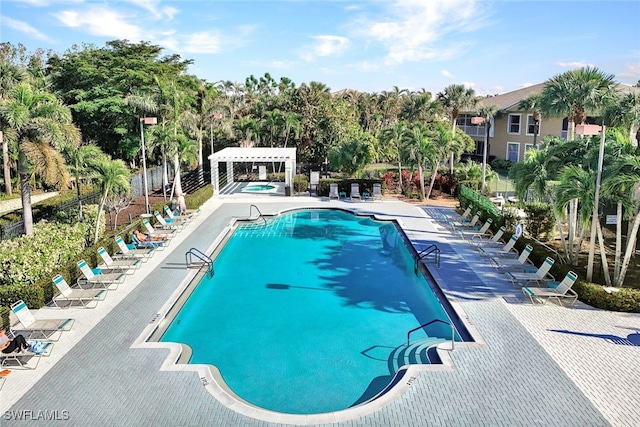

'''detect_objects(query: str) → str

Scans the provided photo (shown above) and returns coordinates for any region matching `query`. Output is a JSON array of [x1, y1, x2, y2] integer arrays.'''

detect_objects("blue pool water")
[[243, 184, 276, 192], [161, 209, 461, 414]]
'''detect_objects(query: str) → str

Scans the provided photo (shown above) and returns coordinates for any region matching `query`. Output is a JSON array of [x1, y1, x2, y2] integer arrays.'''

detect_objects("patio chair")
[[115, 235, 154, 260], [130, 231, 166, 250], [142, 219, 176, 239], [154, 211, 185, 230], [164, 206, 193, 223], [362, 189, 372, 201], [450, 211, 481, 229], [522, 271, 579, 306], [468, 226, 506, 248], [476, 234, 519, 258], [505, 256, 556, 287], [490, 244, 535, 272], [329, 183, 339, 200], [9, 300, 74, 342], [165, 204, 200, 219], [51, 274, 106, 308], [459, 206, 472, 220], [76, 260, 125, 290], [459, 218, 493, 240], [97, 247, 140, 274], [350, 183, 361, 201], [372, 183, 383, 201], [0, 339, 54, 370]]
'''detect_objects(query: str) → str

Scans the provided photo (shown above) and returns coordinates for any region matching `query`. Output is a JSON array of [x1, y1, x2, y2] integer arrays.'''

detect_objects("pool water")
[[243, 184, 276, 192], [161, 209, 460, 414]]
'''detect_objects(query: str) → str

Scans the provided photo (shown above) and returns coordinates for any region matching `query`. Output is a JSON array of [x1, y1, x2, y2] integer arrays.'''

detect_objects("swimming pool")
[[241, 183, 277, 193], [159, 209, 468, 415]]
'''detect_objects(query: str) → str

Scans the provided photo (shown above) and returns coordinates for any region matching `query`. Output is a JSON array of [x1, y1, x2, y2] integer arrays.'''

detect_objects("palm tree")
[[604, 91, 640, 146], [62, 143, 104, 220], [476, 104, 499, 194], [401, 123, 436, 198], [90, 156, 130, 243], [518, 92, 543, 148], [539, 66, 617, 141], [0, 81, 77, 235], [0, 61, 26, 195], [437, 84, 479, 174], [380, 122, 409, 190]]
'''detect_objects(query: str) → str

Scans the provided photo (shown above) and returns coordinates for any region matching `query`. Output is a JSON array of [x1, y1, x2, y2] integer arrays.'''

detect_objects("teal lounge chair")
[[76, 260, 125, 290], [505, 256, 556, 287], [522, 271, 579, 306], [10, 300, 74, 342], [97, 247, 140, 274], [115, 235, 154, 259], [52, 274, 106, 308]]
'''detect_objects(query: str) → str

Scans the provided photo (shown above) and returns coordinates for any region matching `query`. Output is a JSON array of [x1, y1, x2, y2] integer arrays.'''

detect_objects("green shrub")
[[0, 283, 45, 309], [293, 174, 308, 193], [523, 202, 555, 241], [0, 306, 9, 330]]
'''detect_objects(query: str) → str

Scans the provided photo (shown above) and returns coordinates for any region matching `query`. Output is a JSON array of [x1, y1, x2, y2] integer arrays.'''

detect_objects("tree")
[[518, 92, 543, 148], [539, 66, 617, 141], [0, 81, 77, 235], [437, 84, 479, 174], [476, 104, 499, 194], [90, 156, 130, 243], [400, 123, 438, 198], [604, 91, 640, 146], [380, 122, 409, 190], [0, 60, 27, 195], [327, 127, 375, 176], [61, 143, 104, 220]]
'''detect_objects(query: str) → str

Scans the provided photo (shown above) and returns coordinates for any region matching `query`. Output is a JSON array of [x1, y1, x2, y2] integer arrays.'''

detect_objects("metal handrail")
[[185, 248, 214, 277], [414, 244, 440, 273], [524, 231, 567, 264], [249, 204, 267, 225], [407, 319, 455, 351]]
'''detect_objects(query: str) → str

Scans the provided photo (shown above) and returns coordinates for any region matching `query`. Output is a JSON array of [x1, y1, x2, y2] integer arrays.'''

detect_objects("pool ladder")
[[407, 319, 455, 351], [185, 248, 214, 278], [414, 244, 440, 274], [249, 204, 267, 225]]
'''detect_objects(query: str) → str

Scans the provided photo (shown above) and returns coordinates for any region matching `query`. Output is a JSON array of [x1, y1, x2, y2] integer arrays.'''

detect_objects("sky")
[[1, 0, 639, 96]]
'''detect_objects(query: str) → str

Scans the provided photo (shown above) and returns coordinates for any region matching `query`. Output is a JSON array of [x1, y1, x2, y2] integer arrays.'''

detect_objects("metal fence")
[[130, 166, 173, 198]]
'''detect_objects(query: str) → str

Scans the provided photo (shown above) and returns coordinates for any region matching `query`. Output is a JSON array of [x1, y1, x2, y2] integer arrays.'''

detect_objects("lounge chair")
[[490, 244, 535, 271], [468, 226, 506, 248], [459, 206, 472, 221], [0, 339, 54, 370], [51, 274, 106, 308], [450, 211, 481, 229], [350, 183, 361, 201], [154, 211, 185, 230], [142, 219, 176, 239], [97, 247, 140, 274], [522, 271, 579, 306], [115, 235, 154, 260], [130, 231, 166, 250], [329, 183, 339, 200], [459, 218, 493, 240], [164, 206, 193, 223], [165, 204, 199, 219], [476, 234, 519, 258], [362, 189, 372, 201], [505, 256, 556, 286], [372, 183, 383, 201], [76, 260, 125, 290], [9, 300, 74, 342]]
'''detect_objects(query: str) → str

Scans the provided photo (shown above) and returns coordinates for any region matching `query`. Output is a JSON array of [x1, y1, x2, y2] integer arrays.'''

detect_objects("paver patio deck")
[[0, 195, 638, 426]]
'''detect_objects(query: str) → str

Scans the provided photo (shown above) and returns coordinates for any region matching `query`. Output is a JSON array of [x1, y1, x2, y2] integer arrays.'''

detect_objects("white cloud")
[[301, 35, 350, 62], [461, 81, 476, 89], [1, 15, 55, 42], [124, 0, 178, 20], [54, 6, 142, 39], [617, 63, 640, 79], [351, 0, 490, 66], [179, 32, 223, 54], [440, 69, 453, 78], [556, 61, 594, 68]]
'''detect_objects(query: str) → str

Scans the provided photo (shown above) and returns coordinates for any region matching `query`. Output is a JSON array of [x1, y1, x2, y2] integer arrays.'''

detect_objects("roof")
[[209, 147, 297, 162]]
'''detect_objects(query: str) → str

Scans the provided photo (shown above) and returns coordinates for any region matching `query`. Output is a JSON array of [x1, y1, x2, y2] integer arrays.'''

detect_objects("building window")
[[561, 117, 569, 140], [524, 143, 534, 155], [507, 142, 520, 162], [508, 114, 521, 134], [526, 114, 540, 136]]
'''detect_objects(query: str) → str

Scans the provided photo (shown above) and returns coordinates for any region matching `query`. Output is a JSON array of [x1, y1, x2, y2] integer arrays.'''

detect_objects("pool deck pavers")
[[1, 196, 639, 426]]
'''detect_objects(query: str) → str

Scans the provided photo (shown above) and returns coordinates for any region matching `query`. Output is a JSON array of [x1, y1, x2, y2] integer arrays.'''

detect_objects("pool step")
[[388, 338, 445, 372]]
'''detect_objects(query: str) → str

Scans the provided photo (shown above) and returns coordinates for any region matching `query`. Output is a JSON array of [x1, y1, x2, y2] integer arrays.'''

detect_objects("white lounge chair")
[[10, 300, 74, 342], [130, 231, 167, 250], [115, 235, 154, 260], [450, 211, 481, 229], [468, 226, 506, 248], [97, 247, 140, 274], [0, 339, 54, 370], [372, 183, 383, 201], [459, 218, 493, 240], [490, 244, 535, 271], [77, 260, 125, 290], [350, 183, 361, 201], [476, 234, 519, 258], [142, 219, 176, 239], [51, 274, 106, 308], [165, 204, 199, 219], [505, 256, 556, 286], [153, 211, 185, 230], [329, 183, 339, 200], [522, 271, 579, 306], [164, 206, 193, 223]]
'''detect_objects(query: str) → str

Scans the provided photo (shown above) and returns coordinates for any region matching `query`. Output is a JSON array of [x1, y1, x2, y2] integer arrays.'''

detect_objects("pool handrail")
[[249, 204, 267, 225], [185, 248, 214, 277], [407, 318, 455, 351]]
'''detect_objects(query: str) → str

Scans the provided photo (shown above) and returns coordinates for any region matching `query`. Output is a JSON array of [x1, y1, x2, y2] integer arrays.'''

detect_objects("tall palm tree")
[[518, 92, 543, 148], [437, 84, 479, 174], [604, 91, 640, 146], [401, 123, 437, 198], [0, 61, 26, 195], [539, 66, 617, 141], [380, 122, 409, 190], [62, 143, 104, 220], [0, 81, 77, 235], [90, 156, 130, 243], [476, 104, 499, 194]]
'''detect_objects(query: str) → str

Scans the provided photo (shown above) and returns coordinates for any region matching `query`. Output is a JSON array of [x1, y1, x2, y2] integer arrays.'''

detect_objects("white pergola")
[[208, 147, 297, 196]]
